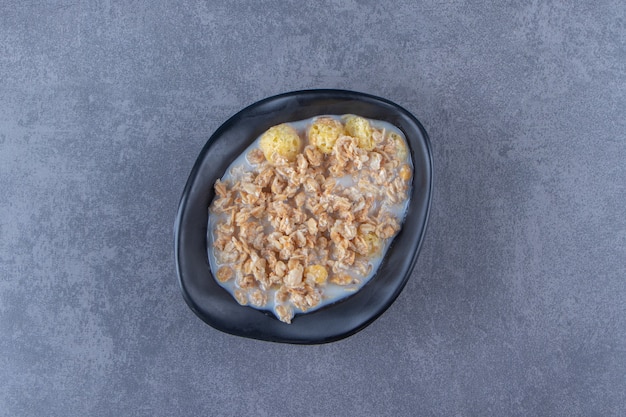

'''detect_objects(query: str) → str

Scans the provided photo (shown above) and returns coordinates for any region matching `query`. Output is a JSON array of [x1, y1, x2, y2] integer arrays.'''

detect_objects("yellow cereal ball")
[[304, 265, 328, 285], [330, 273, 353, 286], [259, 123, 301, 164], [364, 232, 382, 255], [344, 115, 374, 151], [399, 164, 412, 181], [389, 132, 408, 160], [307, 117, 344, 154]]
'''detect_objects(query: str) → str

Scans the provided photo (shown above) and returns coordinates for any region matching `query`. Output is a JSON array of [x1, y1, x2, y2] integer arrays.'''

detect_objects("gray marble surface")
[[1, 1, 625, 416]]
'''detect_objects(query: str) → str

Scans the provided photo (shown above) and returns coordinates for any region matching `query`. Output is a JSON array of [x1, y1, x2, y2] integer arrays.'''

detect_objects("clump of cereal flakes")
[[209, 115, 412, 324]]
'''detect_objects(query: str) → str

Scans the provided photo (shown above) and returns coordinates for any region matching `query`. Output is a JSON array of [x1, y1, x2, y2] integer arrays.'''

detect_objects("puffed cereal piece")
[[304, 264, 328, 285], [344, 115, 374, 151], [308, 117, 344, 154], [259, 123, 301, 164]]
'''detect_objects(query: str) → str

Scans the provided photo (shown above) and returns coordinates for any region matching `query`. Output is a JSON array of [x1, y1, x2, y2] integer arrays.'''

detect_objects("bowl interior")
[[175, 90, 432, 344]]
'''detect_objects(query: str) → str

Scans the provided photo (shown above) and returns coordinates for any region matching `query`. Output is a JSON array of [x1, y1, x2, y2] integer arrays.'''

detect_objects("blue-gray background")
[[1, 1, 625, 416]]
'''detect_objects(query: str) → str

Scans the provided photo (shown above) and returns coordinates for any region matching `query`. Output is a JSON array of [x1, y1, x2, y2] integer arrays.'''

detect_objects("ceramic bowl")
[[175, 89, 432, 344]]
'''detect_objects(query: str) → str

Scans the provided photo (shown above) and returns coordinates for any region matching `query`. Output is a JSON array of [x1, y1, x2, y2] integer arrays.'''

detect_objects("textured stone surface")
[[1, 1, 625, 416]]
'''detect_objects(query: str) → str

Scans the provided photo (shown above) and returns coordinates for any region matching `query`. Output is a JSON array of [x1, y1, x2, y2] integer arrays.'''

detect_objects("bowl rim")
[[174, 89, 433, 344]]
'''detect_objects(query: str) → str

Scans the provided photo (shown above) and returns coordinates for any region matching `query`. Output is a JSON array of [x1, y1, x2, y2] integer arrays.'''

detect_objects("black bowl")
[[174, 89, 432, 344]]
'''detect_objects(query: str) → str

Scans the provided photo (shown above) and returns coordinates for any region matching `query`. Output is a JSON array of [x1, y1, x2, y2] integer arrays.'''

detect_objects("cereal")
[[388, 132, 408, 159], [259, 123, 301, 164], [234, 289, 248, 306], [363, 232, 383, 256], [308, 117, 344, 154], [216, 266, 233, 282], [304, 265, 328, 285], [249, 289, 268, 307], [330, 273, 355, 286], [344, 115, 374, 151], [208, 115, 412, 323], [399, 167, 411, 184], [275, 304, 294, 324]]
